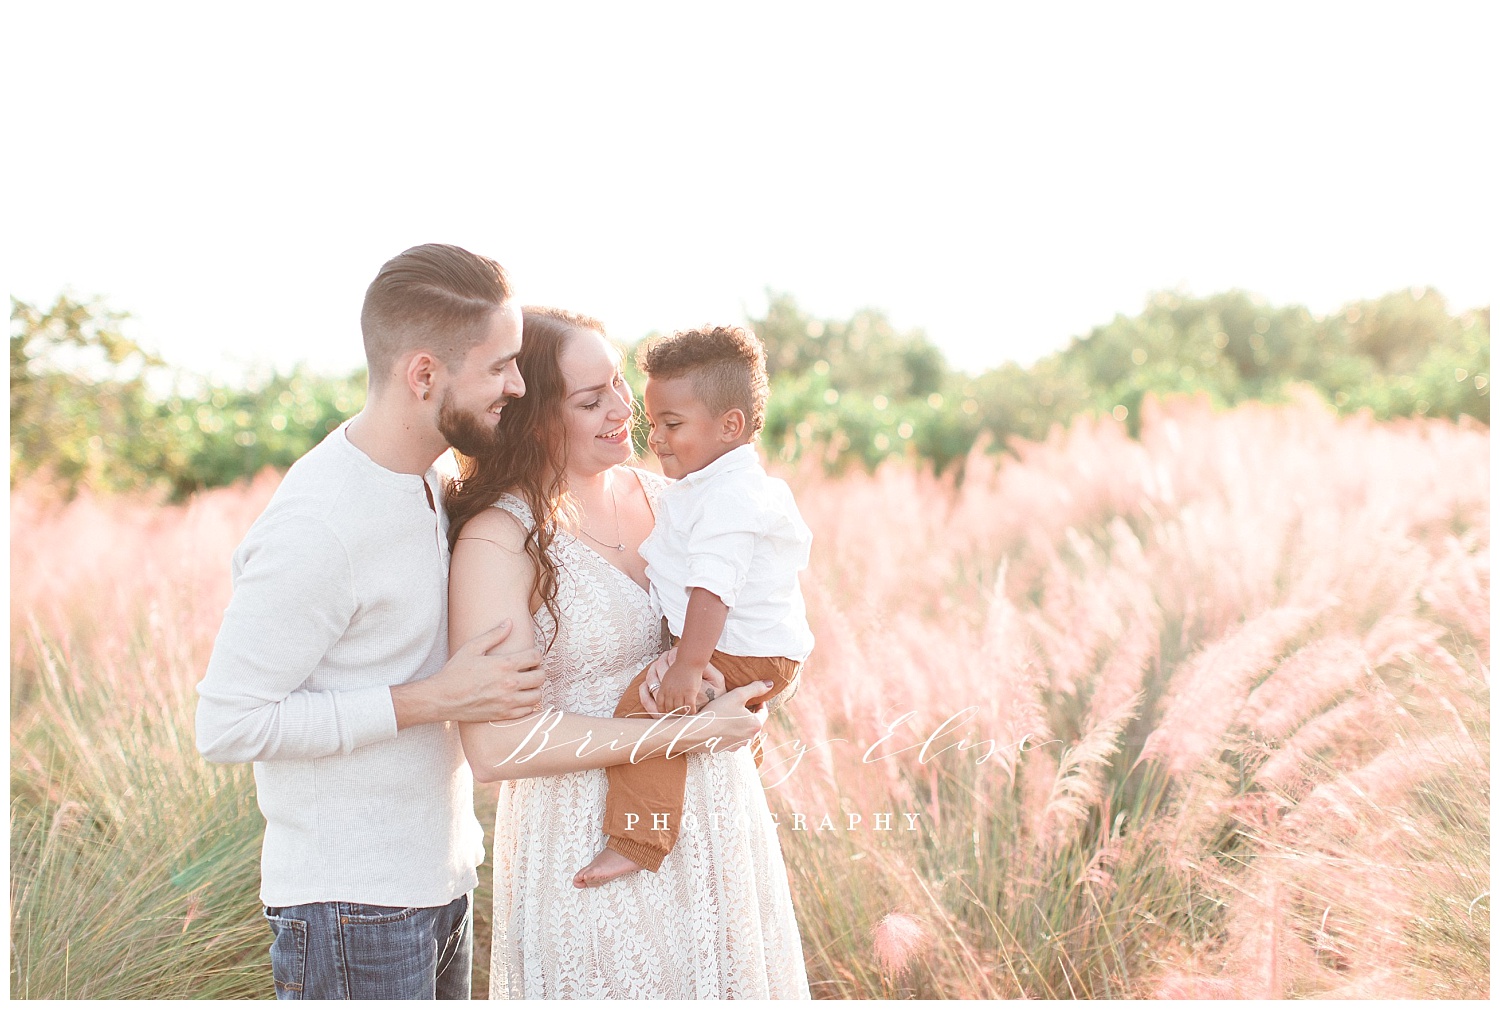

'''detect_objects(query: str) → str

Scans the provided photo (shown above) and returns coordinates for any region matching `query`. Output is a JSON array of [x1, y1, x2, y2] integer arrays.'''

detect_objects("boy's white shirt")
[[640, 443, 815, 661]]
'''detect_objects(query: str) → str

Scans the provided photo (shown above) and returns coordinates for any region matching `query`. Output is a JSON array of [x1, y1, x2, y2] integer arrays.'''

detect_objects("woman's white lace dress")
[[487, 471, 810, 999]]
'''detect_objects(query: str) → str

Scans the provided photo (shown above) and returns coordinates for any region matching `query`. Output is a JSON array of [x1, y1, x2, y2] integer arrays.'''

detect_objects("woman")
[[445, 307, 811, 999]]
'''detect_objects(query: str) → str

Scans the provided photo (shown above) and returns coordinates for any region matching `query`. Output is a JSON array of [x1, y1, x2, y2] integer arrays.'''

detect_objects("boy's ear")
[[719, 408, 747, 442]]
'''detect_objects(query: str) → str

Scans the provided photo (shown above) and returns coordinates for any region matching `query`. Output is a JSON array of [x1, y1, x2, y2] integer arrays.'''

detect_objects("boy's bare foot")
[[573, 847, 644, 888]]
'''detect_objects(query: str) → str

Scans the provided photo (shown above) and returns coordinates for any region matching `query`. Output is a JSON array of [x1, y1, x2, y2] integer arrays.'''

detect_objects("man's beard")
[[438, 390, 507, 457]]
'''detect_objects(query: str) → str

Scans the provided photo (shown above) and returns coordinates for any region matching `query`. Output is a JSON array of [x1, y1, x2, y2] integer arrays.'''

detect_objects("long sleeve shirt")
[[195, 419, 483, 908]]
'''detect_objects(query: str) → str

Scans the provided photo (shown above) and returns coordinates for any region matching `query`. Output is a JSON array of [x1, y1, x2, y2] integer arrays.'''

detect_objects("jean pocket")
[[442, 893, 470, 951], [264, 909, 307, 998], [336, 903, 434, 997], [337, 902, 420, 925]]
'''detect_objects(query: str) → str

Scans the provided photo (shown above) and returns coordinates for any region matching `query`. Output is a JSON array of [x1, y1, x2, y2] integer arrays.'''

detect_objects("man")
[[196, 244, 767, 999], [196, 243, 542, 999]]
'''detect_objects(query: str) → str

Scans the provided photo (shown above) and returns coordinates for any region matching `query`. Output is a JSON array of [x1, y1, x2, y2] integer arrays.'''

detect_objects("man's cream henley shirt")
[[196, 420, 484, 909]]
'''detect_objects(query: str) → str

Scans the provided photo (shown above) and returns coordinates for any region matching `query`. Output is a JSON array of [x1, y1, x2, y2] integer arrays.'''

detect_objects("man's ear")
[[719, 408, 747, 443], [405, 351, 440, 402]]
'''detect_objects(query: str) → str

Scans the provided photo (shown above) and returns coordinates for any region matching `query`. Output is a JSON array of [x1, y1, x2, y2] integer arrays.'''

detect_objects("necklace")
[[579, 479, 625, 551]]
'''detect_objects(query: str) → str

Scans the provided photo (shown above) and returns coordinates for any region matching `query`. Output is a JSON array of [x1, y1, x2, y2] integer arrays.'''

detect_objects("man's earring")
[[422, 389, 430, 401]]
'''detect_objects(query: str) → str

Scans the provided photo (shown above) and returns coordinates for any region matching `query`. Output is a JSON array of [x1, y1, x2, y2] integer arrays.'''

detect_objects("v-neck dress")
[[485, 467, 810, 999]]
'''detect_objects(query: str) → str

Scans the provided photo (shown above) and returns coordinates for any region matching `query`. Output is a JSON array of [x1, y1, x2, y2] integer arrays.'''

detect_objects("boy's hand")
[[641, 649, 728, 715], [653, 661, 705, 715]]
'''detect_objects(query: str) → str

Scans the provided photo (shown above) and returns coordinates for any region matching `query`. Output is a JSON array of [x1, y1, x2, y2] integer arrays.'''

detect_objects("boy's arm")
[[655, 587, 729, 714]]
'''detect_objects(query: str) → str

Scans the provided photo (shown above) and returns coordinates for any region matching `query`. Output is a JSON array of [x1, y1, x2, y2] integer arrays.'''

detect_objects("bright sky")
[[5, 1, 1495, 382]]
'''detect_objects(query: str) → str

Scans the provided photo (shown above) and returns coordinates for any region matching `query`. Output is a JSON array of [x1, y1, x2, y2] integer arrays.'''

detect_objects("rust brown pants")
[[602, 651, 801, 871]]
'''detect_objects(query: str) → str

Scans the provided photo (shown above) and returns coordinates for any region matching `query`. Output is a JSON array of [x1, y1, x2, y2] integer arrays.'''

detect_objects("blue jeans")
[[263, 893, 471, 999]]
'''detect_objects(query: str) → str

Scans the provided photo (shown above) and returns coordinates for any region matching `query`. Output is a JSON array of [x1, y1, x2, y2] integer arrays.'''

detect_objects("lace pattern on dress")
[[486, 467, 810, 999]]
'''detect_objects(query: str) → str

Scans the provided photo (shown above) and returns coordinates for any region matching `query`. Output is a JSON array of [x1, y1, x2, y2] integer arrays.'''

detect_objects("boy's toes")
[[573, 848, 645, 888]]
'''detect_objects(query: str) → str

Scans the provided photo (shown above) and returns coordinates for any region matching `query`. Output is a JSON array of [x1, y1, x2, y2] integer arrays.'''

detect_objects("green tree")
[[753, 292, 947, 397], [11, 295, 367, 500], [1315, 291, 1489, 423], [13, 287, 1487, 497], [10, 295, 174, 494], [152, 368, 365, 499], [749, 293, 961, 468]]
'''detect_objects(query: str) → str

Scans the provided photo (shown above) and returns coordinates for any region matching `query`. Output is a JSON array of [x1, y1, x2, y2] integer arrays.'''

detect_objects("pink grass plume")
[[872, 912, 931, 979]]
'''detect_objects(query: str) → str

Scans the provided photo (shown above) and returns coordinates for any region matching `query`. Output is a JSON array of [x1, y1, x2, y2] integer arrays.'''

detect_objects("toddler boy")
[[573, 324, 813, 888]]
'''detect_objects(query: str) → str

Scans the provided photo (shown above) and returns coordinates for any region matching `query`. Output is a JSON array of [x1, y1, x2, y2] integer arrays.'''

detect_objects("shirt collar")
[[333, 416, 444, 496], [676, 443, 761, 487]]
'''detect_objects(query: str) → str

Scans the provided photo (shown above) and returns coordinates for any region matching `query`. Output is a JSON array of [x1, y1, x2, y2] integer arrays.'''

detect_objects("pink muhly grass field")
[[9, 394, 1489, 999]]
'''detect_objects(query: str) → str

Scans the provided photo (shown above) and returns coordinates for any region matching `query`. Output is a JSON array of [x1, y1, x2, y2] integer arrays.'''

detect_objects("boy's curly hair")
[[637, 325, 770, 438]]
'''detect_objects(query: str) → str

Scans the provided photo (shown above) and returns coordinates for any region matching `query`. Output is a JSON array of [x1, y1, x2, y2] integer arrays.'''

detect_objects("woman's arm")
[[448, 507, 770, 783]]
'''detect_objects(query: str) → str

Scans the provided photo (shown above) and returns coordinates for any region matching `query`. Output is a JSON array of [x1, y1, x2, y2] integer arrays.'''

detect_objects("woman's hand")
[[640, 648, 727, 715], [680, 680, 773, 750]]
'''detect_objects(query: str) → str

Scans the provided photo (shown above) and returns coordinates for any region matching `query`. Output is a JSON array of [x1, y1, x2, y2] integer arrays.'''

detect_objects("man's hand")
[[392, 620, 545, 730]]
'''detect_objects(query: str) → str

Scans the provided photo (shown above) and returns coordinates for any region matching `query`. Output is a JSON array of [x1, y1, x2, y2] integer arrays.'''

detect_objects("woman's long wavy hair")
[[445, 306, 614, 639]]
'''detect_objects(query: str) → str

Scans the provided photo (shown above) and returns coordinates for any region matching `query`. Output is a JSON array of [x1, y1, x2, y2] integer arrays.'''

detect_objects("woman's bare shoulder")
[[454, 503, 529, 551]]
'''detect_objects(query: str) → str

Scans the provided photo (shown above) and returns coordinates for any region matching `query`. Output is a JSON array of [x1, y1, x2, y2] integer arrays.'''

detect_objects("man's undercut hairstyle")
[[361, 243, 513, 384], [637, 325, 769, 438]]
